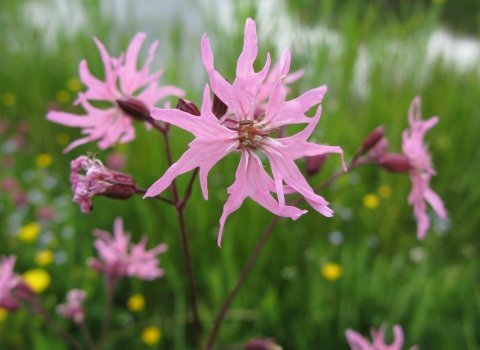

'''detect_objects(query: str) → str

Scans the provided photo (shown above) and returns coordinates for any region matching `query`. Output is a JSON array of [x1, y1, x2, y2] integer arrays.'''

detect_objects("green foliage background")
[[1, 0, 479, 349]]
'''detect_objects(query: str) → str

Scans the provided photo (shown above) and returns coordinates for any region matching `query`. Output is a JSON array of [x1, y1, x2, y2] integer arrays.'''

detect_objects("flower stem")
[[78, 320, 95, 350], [134, 187, 175, 205], [205, 158, 370, 349], [205, 216, 280, 350], [157, 124, 203, 349], [36, 303, 84, 350], [98, 278, 115, 350]]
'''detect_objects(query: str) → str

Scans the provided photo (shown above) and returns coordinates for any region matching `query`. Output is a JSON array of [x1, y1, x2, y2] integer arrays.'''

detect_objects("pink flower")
[[346, 324, 418, 350], [46, 33, 184, 152], [70, 155, 137, 213], [145, 19, 345, 246], [0, 255, 36, 311], [88, 217, 167, 281], [0, 255, 21, 311], [57, 289, 86, 324], [402, 97, 447, 239]]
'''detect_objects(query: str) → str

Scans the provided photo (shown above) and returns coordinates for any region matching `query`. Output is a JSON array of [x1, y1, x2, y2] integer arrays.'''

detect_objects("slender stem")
[[78, 320, 95, 350], [182, 168, 199, 205], [205, 216, 281, 350], [37, 303, 84, 350], [134, 187, 175, 205], [155, 123, 203, 348], [145, 116, 166, 133], [98, 278, 115, 350], [206, 158, 372, 349], [176, 205, 203, 348]]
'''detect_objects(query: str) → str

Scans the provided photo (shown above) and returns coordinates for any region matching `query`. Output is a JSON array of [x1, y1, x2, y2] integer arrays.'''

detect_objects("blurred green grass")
[[1, 0, 479, 349]]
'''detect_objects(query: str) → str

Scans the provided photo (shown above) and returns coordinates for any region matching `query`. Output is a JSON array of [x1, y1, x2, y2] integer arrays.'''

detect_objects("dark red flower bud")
[[117, 98, 150, 121], [104, 172, 137, 200], [176, 98, 201, 116], [245, 338, 282, 350], [360, 125, 385, 154], [212, 93, 228, 119], [306, 154, 329, 177], [378, 153, 412, 173]]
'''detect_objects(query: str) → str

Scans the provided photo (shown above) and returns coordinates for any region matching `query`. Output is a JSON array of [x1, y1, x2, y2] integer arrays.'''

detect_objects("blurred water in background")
[[14, 0, 480, 100]]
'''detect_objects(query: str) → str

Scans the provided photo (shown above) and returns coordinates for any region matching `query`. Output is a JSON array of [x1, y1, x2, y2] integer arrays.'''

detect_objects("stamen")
[[239, 120, 254, 126], [252, 135, 262, 142], [257, 113, 265, 122], [242, 140, 252, 146]]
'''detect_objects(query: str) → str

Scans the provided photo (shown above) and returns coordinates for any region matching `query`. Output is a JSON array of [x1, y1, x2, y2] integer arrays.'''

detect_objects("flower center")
[[236, 116, 279, 149]]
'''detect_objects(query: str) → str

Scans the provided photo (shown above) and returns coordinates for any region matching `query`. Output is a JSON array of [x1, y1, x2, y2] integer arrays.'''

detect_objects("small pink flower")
[[46, 33, 184, 152], [70, 155, 137, 213], [346, 324, 418, 350], [57, 289, 87, 324], [88, 217, 167, 281], [0, 255, 36, 311], [145, 18, 346, 246], [402, 97, 447, 239]]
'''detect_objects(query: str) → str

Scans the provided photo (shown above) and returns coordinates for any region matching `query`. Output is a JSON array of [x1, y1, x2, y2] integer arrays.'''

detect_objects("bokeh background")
[[1, 0, 480, 349]]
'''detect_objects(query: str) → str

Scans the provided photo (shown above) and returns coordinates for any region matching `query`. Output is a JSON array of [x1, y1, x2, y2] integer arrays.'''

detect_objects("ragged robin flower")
[[88, 217, 167, 281], [47, 33, 184, 152], [145, 18, 346, 246], [345, 324, 418, 350], [70, 155, 137, 213], [401, 97, 447, 239]]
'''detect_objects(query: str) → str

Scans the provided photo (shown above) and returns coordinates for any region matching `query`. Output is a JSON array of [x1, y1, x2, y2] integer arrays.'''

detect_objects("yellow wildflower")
[[56, 133, 70, 146], [127, 294, 145, 312], [141, 326, 162, 345], [0, 308, 7, 322], [35, 153, 53, 168], [22, 269, 51, 293], [55, 90, 70, 104], [363, 194, 380, 209], [35, 250, 54, 266], [378, 185, 392, 198], [18, 222, 41, 242], [321, 262, 343, 281], [1, 93, 16, 106], [67, 78, 82, 92]]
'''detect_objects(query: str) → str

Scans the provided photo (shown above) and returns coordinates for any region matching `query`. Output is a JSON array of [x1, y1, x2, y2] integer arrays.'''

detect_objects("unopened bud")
[[104, 173, 137, 200], [378, 154, 412, 173], [360, 126, 385, 154], [246, 338, 283, 350], [367, 137, 388, 160], [306, 154, 329, 177], [212, 93, 228, 119], [176, 98, 201, 116], [117, 98, 150, 121]]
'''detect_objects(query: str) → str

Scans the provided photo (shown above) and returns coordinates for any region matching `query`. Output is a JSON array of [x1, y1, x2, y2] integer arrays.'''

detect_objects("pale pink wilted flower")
[[346, 324, 418, 350], [70, 155, 137, 213], [402, 97, 447, 239], [145, 19, 346, 246], [0, 255, 36, 311], [46, 33, 184, 152], [88, 217, 167, 281], [56, 289, 86, 324]]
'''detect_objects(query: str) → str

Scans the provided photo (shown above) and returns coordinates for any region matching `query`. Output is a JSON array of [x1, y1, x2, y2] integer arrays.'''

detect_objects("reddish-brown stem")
[[205, 157, 372, 349], [78, 320, 95, 350], [148, 118, 203, 349], [98, 278, 116, 350], [35, 302, 84, 350], [181, 168, 199, 206], [134, 187, 175, 205], [205, 216, 281, 350]]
